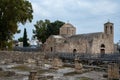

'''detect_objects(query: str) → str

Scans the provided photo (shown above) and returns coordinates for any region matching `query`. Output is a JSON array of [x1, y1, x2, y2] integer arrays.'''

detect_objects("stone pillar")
[[29, 70, 37, 80], [75, 58, 83, 72], [52, 58, 63, 69], [108, 63, 119, 80]]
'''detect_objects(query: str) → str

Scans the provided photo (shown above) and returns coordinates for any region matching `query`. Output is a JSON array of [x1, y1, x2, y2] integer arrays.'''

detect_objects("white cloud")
[[87, 1, 118, 15], [30, 0, 119, 18], [15, 0, 120, 42]]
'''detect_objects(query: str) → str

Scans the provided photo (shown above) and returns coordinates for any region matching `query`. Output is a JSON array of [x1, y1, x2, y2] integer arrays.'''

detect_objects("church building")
[[44, 22, 114, 54]]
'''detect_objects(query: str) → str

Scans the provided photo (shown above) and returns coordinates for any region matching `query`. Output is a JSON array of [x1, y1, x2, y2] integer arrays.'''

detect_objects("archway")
[[100, 44, 105, 57], [100, 49, 105, 54], [73, 49, 77, 53]]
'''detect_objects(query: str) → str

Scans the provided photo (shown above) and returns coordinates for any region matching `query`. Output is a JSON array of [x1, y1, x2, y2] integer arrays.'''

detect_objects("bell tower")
[[104, 21, 114, 53], [104, 21, 114, 38]]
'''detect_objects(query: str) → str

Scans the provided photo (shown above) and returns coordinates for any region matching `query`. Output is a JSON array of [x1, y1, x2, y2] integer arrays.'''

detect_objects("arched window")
[[110, 26, 112, 34], [73, 49, 77, 53], [51, 47, 53, 52], [105, 26, 107, 33], [101, 44, 105, 48]]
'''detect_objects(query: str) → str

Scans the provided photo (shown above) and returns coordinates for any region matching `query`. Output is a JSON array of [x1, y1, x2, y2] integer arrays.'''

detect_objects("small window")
[[101, 44, 105, 48]]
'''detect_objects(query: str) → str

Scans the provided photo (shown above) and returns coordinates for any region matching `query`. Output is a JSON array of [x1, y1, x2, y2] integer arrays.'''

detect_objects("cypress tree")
[[23, 28, 29, 47]]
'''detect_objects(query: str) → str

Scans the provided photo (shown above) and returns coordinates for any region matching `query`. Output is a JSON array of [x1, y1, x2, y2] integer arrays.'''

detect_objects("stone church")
[[44, 21, 114, 54]]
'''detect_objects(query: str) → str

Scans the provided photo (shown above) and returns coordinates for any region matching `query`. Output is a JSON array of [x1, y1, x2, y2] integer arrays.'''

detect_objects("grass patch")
[[64, 69, 92, 76], [76, 77, 93, 80], [0, 71, 6, 77], [11, 65, 31, 71], [0, 71, 15, 77], [38, 69, 51, 74], [64, 71, 78, 76], [64, 71, 85, 76]]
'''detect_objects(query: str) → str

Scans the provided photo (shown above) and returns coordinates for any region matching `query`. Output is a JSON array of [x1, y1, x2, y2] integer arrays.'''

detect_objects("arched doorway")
[[100, 44, 105, 57], [100, 49, 105, 54]]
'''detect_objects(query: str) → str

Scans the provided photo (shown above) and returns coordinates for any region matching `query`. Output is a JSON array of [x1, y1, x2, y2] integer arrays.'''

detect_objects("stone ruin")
[[29, 70, 37, 80], [0, 51, 45, 64], [28, 56, 63, 80], [52, 57, 63, 69], [108, 63, 119, 80], [35, 57, 45, 70], [28, 70, 53, 80], [74, 57, 83, 73]]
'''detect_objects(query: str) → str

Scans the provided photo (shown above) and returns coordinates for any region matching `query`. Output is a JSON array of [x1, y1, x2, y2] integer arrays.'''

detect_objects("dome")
[[61, 23, 75, 28], [60, 23, 76, 36]]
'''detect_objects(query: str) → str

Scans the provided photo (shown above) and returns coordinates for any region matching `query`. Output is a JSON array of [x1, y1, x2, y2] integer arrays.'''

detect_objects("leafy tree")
[[23, 28, 29, 47], [0, 0, 33, 50], [33, 19, 65, 43], [33, 20, 49, 43], [47, 20, 65, 35], [18, 37, 23, 42]]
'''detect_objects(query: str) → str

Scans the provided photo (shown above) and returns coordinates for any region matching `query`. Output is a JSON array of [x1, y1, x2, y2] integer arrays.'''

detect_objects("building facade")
[[44, 22, 114, 54]]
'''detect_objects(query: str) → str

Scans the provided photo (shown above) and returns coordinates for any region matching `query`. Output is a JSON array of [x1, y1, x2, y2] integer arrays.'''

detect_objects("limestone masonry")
[[44, 22, 114, 54]]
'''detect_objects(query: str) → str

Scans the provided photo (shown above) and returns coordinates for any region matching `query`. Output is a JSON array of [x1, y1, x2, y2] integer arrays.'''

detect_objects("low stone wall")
[[0, 51, 45, 64]]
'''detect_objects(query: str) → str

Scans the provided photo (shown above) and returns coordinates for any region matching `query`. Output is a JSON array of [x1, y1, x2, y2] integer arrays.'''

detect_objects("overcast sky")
[[15, 0, 120, 43]]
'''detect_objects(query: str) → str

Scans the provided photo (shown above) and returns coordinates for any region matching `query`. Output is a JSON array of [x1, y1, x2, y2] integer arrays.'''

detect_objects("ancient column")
[[52, 57, 63, 69], [75, 58, 83, 72], [108, 63, 119, 80]]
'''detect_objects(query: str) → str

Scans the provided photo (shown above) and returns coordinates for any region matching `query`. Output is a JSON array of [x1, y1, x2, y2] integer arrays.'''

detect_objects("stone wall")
[[0, 51, 44, 64], [92, 34, 114, 54]]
